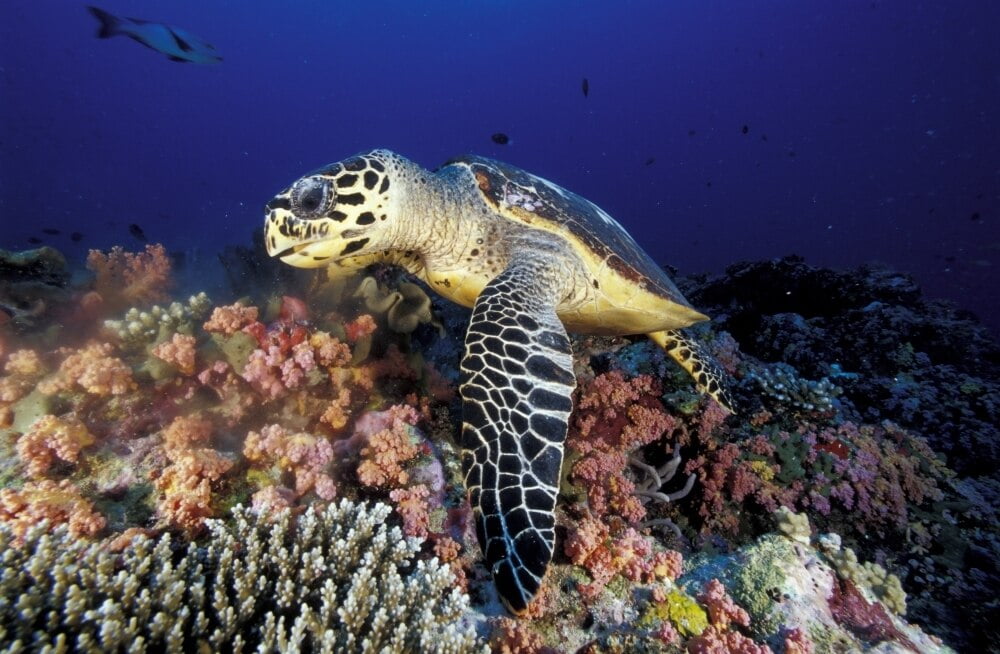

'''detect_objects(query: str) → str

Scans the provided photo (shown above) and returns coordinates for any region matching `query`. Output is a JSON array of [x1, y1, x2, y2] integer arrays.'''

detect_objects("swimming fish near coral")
[[86, 6, 222, 64]]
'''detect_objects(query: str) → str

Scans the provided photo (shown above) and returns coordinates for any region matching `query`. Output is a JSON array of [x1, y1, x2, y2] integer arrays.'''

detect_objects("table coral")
[[86, 243, 173, 311], [0, 479, 105, 539], [16, 414, 95, 477]]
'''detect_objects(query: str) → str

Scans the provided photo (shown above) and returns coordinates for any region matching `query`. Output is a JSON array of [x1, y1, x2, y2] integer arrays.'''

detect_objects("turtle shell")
[[443, 155, 694, 308]]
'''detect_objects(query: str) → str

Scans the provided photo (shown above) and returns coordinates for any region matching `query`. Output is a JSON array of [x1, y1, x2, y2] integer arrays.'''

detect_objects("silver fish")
[[87, 6, 222, 64]]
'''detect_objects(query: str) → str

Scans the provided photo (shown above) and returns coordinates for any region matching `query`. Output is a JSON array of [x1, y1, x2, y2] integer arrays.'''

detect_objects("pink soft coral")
[[0, 479, 106, 540], [87, 243, 172, 310], [153, 414, 234, 533], [243, 424, 337, 499], [16, 414, 95, 477], [242, 341, 317, 400], [203, 303, 259, 336], [389, 484, 432, 538], [354, 405, 422, 488], [152, 333, 197, 375], [564, 516, 681, 601], [38, 342, 136, 396], [568, 371, 679, 523], [698, 579, 750, 630], [686, 626, 772, 654]]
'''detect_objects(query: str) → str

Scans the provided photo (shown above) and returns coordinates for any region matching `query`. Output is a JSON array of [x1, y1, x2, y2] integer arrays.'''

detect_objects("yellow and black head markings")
[[264, 149, 737, 615], [263, 152, 395, 268]]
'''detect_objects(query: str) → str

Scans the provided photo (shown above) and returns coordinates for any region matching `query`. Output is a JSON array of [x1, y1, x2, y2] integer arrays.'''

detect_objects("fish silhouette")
[[582, 78, 589, 98], [87, 6, 222, 64]]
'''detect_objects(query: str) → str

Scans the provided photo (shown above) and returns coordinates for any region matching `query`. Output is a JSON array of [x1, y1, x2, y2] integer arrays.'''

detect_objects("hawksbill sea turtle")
[[263, 149, 735, 614]]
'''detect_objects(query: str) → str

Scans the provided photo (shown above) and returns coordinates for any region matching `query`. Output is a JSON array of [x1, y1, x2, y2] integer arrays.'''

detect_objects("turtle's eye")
[[291, 177, 333, 218]]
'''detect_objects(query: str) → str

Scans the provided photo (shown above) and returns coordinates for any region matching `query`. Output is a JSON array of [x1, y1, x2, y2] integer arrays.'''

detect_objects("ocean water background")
[[1, 0, 998, 334]]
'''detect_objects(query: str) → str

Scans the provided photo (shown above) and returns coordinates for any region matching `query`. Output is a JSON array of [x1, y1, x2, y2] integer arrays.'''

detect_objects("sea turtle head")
[[264, 150, 399, 268]]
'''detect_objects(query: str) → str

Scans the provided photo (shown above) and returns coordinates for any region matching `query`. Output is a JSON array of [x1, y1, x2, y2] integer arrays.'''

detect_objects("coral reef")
[[0, 501, 486, 653], [87, 243, 173, 311], [0, 248, 992, 652]]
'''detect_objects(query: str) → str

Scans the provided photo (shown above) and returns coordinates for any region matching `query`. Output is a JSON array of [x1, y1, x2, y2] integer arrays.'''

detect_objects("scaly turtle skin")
[[263, 149, 735, 614]]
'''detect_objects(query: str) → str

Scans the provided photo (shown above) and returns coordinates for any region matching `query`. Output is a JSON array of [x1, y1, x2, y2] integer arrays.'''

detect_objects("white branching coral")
[[0, 500, 487, 653]]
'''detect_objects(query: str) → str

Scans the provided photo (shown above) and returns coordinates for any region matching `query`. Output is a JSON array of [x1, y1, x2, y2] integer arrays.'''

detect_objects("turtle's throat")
[[389, 162, 480, 271]]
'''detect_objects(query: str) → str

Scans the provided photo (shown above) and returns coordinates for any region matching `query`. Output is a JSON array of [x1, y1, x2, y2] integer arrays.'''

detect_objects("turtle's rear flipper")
[[649, 329, 736, 413], [460, 252, 575, 614]]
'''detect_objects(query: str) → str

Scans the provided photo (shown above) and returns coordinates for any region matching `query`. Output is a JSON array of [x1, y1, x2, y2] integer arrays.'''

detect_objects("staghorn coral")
[[16, 413, 95, 477], [87, 243, 173, 311], [0, 501, 487, 653], [37, 342, 136, 396], [0, 479, 105, 540]]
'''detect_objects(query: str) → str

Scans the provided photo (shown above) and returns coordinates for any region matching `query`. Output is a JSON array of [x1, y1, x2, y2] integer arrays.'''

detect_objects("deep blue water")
[[2, 1, 998, 334]]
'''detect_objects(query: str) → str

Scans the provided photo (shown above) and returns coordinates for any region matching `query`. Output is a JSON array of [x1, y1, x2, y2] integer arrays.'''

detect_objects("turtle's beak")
[[263, 202, 339, 269]]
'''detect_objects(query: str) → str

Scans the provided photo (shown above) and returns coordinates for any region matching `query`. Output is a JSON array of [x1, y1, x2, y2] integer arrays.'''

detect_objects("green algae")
[[729, 534, 796, 637]]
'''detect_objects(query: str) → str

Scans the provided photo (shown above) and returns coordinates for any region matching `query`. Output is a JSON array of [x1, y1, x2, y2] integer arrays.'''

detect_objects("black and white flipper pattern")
[[460, 253, 575, 614]]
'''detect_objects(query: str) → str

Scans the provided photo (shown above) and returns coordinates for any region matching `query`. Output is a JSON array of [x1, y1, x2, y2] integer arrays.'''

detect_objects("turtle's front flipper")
[[460, 253, 575, 614], [648, 329, 736, 413]]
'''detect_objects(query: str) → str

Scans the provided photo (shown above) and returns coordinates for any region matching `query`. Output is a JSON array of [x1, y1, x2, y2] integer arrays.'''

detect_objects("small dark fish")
[[491, 132, 510, 145], [71, 232, 84, 242], [687, 129, 697, 136], [741, 124, 749, 135], [129, 223, 148, 242], [971, 212, 982, 222], [42, 228, 61, 235], [644, 157, 656, 166], [27, 237, 42, 245], [761, 134, 768, 142], [706, 181, 713, 187], [582, 78, 589, 98], [87, 6, 222, 64], [787, 150, 797, 158]]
